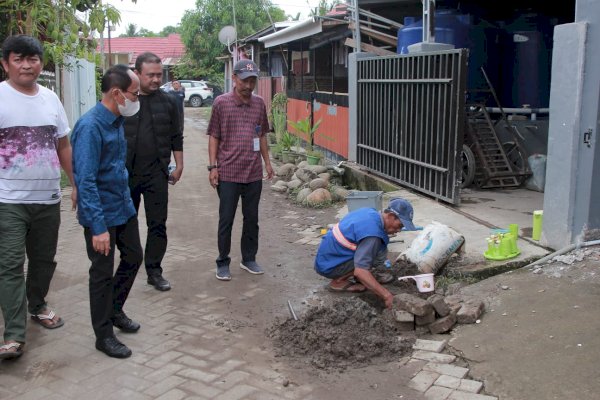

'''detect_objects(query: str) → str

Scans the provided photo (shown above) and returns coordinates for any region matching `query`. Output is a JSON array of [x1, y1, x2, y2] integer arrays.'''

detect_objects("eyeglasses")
[[125, 90, 140, 98]]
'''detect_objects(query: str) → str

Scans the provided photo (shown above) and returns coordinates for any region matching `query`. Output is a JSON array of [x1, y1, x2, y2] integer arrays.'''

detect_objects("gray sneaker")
[[239, 261, 264, 275], [216, 265, 232, 281]]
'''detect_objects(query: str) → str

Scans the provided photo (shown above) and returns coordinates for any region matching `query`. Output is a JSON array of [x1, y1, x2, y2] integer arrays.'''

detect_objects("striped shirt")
[[206, 91, 269, 183], [0, 81, 70, 204]]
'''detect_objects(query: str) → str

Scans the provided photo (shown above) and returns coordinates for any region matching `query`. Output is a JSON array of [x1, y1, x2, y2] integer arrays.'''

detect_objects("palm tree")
[[122, 23, 139, 37]]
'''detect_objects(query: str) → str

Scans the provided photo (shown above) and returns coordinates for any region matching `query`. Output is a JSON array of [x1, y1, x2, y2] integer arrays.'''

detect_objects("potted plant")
[[280, 131, 297, 164], [271, 93, 288, 144], [288, 116, 322, 165]]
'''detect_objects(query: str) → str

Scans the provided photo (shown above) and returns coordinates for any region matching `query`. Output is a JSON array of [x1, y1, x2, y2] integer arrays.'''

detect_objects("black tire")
[[202, 97, 214, 107], [189, 95, 203, 108], [460, 144, 476, 188]]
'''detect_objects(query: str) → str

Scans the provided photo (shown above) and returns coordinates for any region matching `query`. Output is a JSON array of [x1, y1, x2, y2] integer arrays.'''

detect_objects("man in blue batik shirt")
[[71, 65, 144, 359], [315, 198, 418, 309]]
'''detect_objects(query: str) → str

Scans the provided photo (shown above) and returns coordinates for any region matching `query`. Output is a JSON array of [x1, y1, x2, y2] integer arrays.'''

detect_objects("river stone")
[[330, 185, 350, 201], [306, 188, 332, 205], [277, 163, 296, 178], [296, 168, 318, 182], [309, 178, 328, 190], [318, 172, 331, 182], [287, 179, 304, 190], [271, 184, 288, 193], [297, 160, 308, 168], [296, 188, 312, 203], [308, 165, 328, 174]]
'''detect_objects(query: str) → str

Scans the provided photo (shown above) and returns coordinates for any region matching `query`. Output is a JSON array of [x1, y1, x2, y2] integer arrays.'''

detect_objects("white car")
[[160, 80, 213, 107]]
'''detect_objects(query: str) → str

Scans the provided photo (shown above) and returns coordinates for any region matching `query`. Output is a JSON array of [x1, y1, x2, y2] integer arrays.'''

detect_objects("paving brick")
[[155, 388, 191, 400], [413, 339, 447, 353], [458, 379, 484, 393], [143, 375, 187, 397], [428, 294, 451, 317], [429, 313, 457, 334], [210, 359, 246, 374], [448, 391, 498, 400], [176, 367, 219, 383], [180, 380, 223, 398], [212, 384, 258, 400], [412, 350, 457, 363], [434, 374, 461, 389], [424, 385, 453, 400], [408, 370, 440, 392], [214, 370, 252, 389], [394, 293, 434, 316], [424, 362, 469, 378], [416, 309, 437, 325], [456, 299, 485, 324]]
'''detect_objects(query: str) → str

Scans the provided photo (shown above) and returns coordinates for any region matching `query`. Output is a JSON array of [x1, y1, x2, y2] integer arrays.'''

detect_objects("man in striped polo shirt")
[[207, 59, 274, 281]]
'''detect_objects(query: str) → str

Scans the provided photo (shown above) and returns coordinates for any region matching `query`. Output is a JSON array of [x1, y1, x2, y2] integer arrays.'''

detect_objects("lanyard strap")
[[332, 223, 357, 251]]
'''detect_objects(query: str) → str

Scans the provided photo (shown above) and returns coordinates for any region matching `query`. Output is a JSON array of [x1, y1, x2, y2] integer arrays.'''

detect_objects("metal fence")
[[355, 49, 467, 204]]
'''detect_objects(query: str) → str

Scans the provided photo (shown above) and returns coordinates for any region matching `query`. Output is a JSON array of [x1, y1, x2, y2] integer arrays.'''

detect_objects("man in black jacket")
[[124, 52, 183, 291]]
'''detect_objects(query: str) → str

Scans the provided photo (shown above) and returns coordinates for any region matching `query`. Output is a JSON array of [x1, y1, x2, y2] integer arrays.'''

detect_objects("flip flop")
[[328, 281, 367, 293], [0, 342, 24, 360], [30, 309, 64, 329]]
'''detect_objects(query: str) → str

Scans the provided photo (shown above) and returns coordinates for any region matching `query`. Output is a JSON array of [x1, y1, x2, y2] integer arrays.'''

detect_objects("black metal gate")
[[356, 49, 468, 204]]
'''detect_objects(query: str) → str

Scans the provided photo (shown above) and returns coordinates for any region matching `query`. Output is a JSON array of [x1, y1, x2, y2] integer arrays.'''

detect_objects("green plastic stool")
[[484, 232, 521, 260]]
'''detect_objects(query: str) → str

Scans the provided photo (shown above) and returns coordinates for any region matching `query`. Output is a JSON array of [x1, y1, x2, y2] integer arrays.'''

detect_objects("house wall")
[[287, 96, 349, 159]]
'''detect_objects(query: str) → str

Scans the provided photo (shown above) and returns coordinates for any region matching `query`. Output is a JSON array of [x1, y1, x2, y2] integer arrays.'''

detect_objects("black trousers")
[[216, 180, 262, 267], [130, 171, 169, 276], [84, 217, 143, 340]]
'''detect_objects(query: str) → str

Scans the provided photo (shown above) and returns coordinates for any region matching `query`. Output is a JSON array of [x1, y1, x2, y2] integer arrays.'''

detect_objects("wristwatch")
[[207, 165, 218, 171]]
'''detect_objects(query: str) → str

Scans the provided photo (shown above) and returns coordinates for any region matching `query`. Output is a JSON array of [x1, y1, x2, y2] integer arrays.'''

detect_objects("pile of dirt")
[[268, 297, 416, 371]]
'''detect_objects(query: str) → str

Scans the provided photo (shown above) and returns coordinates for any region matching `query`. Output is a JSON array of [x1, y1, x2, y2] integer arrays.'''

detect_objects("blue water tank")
[[397, 11, 502, 103], [500, 13, 553, 108]]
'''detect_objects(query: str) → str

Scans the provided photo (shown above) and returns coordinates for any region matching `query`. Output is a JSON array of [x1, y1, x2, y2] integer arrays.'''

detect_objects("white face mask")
[[117, 91, 140, 117]]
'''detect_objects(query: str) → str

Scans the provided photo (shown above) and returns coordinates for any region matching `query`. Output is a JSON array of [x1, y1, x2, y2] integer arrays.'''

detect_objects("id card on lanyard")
[[253, 124, 260, 152]]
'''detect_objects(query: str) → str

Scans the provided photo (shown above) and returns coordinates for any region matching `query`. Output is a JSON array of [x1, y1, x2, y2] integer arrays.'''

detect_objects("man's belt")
[[332, 223, 357, 251]]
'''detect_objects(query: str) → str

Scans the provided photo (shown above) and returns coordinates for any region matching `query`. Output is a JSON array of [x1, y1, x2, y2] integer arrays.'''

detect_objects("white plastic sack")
[[398, 221, 465, 274]]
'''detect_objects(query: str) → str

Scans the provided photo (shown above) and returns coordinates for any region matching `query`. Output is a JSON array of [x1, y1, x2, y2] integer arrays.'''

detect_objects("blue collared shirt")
[[71, 102, 136, 235]]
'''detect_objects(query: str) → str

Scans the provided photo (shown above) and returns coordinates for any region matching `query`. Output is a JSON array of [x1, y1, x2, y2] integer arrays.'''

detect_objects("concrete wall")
[[543, 0, 600, 248]]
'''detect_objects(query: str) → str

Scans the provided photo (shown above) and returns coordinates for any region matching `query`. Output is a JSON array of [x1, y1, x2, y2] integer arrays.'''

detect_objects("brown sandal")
[[0, 342, 24, 360]]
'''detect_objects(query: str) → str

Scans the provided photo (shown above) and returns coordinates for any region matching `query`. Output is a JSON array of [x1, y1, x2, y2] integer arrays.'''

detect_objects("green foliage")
[[0, 0, 132, 68], [179, 0, 286, 79], [279, 131, 296, 152], [159, 25, 181, 36], [271, 92, 287, 143], [308, 0, 336, 17], [288, 116, 322, 152]]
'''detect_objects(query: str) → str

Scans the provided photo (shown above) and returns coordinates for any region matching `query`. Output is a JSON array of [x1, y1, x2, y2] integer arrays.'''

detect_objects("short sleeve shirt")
[[0, 81, 70, 204], [206, 91, 269, 183]]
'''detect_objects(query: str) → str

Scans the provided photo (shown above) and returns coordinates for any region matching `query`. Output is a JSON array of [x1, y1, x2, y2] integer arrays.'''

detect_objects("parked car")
[[160, 79, 213, 107]]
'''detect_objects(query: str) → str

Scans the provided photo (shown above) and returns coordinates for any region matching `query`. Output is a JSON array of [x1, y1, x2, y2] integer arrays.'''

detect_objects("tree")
[[120, 23, 140, 37], [159, 25, 181, 36], [308, 0, 335, 17], [178, 0, 285, 80], [0, 0, 132, 67]]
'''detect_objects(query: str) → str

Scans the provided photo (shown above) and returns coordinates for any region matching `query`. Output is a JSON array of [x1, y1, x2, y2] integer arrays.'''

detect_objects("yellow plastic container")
[[532, 210, 543, 241]]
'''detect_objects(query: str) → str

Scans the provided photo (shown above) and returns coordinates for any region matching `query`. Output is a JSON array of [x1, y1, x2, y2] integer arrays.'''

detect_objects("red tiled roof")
[[97, 34, 186, 66]]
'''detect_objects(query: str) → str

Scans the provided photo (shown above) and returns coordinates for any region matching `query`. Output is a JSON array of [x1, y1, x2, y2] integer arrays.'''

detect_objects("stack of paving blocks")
[[407, 339, 498, 400], [389, 293, 485, 333]]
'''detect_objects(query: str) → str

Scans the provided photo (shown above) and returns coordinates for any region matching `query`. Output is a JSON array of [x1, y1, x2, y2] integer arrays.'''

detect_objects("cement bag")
[[399, 221, 465, 274], [525, 154, 547, 192]]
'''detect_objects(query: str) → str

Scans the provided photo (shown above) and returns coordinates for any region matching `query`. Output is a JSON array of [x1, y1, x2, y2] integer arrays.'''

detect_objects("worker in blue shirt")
[[71, 64, 144, 359], [315, 198, 417, 308]]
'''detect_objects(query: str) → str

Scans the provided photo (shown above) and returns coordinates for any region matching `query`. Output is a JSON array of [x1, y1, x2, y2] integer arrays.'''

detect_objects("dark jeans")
[[84, 217, 143, 340], [130, 171, 168, 276], [216, 180, 262, 267]]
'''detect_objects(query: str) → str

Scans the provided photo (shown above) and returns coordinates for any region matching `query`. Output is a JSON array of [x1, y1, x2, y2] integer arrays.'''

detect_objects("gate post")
[[348, 52, 375, 162], [543, 0, 600, 248]]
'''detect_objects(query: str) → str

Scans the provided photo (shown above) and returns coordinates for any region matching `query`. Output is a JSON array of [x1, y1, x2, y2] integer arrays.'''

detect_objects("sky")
[[105, 0, 323, 36]]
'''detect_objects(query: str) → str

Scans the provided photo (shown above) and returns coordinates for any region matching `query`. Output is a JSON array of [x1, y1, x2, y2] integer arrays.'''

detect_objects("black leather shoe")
[[112, 312, 140, 333], [95, 336, 132, 358], [147, 274, 171, 291]]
